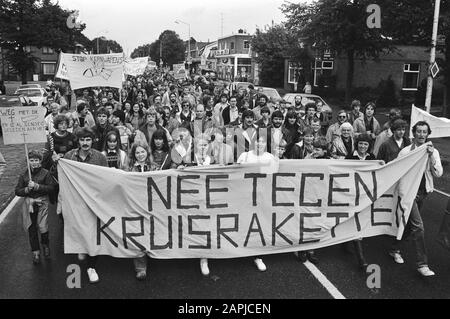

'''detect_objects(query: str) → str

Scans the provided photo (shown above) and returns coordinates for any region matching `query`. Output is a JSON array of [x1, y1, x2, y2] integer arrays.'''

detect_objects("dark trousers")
[[28, 205, 49, 252], [87, 256, 98, 269]]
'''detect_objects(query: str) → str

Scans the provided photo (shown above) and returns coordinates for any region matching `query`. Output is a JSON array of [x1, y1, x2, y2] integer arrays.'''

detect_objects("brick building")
[[284, 45, 444, 94]]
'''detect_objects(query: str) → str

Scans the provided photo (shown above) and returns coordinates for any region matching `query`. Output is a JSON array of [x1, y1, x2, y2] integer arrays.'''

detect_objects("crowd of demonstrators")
[[15, 67, 442, 283]]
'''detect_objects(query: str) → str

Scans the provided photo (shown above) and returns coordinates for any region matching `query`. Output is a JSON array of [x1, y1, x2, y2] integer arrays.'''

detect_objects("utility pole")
[[425, 0, 441, 112]]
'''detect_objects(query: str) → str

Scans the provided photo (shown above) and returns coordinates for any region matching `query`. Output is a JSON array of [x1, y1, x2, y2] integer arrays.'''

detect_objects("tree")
[[282, 0, 393, 104], [131, 30, 184, 67], [0, 0, 89, 83], [91, 37, 123, 54], [251, 24, 312, 88]]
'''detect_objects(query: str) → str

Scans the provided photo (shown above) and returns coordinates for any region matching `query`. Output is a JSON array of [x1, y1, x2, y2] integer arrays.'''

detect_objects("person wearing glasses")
[[326, 110, 348, 144]]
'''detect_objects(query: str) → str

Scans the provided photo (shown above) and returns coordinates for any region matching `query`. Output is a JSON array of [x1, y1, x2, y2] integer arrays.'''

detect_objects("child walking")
[[15, 150, 55, 264]]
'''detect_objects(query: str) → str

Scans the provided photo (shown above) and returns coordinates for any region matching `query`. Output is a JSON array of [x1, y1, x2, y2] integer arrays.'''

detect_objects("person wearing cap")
[[15, 150, 55, 265], [347, 100, 364, 125], [255, 105, 271, 128], [326, 110, 348, 144], [330, 122, 355, 159], [376, 119, 410, 164], [64, 127, 107, 283]]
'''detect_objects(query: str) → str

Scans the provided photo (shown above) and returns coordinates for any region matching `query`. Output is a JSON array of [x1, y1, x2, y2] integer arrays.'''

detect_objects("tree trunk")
[[21, 69, 27, 84], [345, 49, 355, 107]]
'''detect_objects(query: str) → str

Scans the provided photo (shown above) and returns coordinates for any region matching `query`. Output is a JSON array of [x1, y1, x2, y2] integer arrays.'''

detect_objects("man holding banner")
[[63, 127, 108, 283], [389, 121, 443, 276]]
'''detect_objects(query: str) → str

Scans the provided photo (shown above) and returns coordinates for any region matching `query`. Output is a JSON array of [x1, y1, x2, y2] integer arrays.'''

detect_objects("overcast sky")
[[58, 0, 289, 55]]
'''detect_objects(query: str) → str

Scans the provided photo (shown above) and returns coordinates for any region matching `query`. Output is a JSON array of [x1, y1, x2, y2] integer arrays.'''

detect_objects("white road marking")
[[303, 261, 346, 299], [0, 196, 21, 226]]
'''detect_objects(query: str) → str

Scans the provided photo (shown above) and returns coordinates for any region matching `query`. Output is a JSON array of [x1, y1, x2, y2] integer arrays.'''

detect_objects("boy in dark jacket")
[[15, 150, 55, 264]]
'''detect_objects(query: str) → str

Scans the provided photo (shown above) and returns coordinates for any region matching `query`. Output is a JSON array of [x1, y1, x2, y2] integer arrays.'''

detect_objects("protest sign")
[[63, 53, 125, 90], [173, 63, 187, 79], [0, 107, 47, 145], [124, 57, 149, 76], [410, 105, 450, 138], [59, 145, 428, 259], [55, 53, 69, 80]]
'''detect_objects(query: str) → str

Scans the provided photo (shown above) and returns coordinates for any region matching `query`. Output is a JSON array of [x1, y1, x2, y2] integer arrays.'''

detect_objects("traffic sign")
[[431, 62, 440, 78]]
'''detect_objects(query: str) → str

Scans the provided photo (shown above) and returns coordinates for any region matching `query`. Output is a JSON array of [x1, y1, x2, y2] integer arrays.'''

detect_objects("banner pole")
[[24, 140, 32, 181]]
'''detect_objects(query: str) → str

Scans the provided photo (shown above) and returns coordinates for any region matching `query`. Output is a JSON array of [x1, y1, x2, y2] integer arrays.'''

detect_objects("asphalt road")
[[0, 191, 449, 299]]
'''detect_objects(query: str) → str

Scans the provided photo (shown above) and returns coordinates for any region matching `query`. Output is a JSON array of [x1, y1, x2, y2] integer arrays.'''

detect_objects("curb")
[[0, 196, 21, 226]]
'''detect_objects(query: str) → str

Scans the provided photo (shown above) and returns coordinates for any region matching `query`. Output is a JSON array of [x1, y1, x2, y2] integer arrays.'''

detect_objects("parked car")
[[228, 81, 253, 94], [13, 88, 48, 107], [256, 87, 282, 102], [17, 84, 42, 90], [282, 93, 333, 113]]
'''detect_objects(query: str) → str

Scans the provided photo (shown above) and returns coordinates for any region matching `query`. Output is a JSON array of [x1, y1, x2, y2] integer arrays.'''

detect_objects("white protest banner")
[[55, 52, 69, 80], [0, 107, 47, 145], [124, 57, 149, 76], [410, 105, 450, 138], [63, 53, 125, 90], [173, 63, 187, 79], [59, 145, 428, 259]]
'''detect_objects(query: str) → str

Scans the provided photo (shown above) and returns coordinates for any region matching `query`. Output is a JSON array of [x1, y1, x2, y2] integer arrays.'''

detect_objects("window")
[[244, 41, 250, 49], [230, 42, 234, 50], [403, 63, 420, 90], [42, 47, 54, 54], [312, 58, 334, 87], [288, 62, 302, 84], [42, 62, 56, 75]]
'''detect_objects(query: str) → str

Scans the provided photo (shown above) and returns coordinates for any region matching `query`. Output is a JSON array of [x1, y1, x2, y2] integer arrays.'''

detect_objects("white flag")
[[410, 105, 450, 138]]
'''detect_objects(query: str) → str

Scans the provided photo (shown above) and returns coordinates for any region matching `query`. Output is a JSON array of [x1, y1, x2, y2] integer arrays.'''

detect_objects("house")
[[0, 44, 84, 82], [283, 45, 444, 95], [215, 29, 255, 82]]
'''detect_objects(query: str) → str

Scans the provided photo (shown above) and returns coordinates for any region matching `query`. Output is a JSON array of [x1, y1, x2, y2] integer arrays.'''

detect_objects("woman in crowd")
[[149, 129, 172, 170], [330, 122, 355, 159], [237, 133, 278, 272], [102, 131, 128, 169], [125, 103, 146, 132], [344, 134, 375, 270], [282, 111, 300, 159], [126, 141, 153, 280]]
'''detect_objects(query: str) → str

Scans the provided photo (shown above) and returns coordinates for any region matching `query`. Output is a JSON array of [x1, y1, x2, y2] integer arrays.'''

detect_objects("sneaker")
[[200, 258, 210, 276], [136, 270, 147, 281], [307, 252, 319, 265], [32, 251, 40, 265], [389, 251, 404, 264], [42, 245, 50, 258], [87, 268, 100, 283], [254, 258, 267, 272], [78, 253, 87, 261], [417, 266, 435, 277], [295, 251, 308, 263]]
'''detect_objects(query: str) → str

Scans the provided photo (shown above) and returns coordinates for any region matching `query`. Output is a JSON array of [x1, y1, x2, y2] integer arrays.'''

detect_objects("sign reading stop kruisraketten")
[[0, 107, 47, 145]]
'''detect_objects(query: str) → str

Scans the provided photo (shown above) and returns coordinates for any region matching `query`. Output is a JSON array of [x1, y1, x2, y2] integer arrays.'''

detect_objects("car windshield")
[[16, 89, 42, 97], [262, 88, 281, 100]]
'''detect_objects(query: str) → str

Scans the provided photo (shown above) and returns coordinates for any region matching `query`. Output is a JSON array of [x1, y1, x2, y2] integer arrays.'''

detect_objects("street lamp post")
[[175, 19, 191, 64], [425, 0, 441, 112]]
